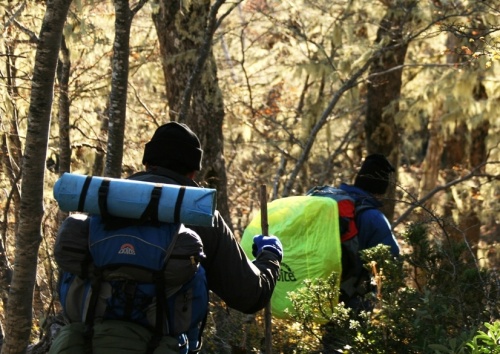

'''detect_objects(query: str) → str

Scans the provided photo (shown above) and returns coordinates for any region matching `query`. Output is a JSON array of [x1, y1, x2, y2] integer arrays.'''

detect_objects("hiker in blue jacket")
[[338, 153, 400, 310], [322, 154, 400, 353]]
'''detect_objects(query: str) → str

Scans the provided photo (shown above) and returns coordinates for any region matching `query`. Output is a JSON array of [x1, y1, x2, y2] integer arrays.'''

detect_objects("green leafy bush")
[[466, 321, 500, 354], [285, 223, 500, 353]]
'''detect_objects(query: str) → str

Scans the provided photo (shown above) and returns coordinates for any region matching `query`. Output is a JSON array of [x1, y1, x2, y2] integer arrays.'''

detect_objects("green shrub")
[[286, 222, 500, 353], [465, 321, 500, 354]]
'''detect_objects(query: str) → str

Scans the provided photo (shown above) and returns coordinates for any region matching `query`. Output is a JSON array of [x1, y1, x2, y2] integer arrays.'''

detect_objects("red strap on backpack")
[[337, 199, 358, 242]]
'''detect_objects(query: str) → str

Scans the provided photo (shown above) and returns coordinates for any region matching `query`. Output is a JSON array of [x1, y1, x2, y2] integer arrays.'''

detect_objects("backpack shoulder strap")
[[141, 225, 183, 354], [354, 201, 374, 216], [353, 202, 375, 235]]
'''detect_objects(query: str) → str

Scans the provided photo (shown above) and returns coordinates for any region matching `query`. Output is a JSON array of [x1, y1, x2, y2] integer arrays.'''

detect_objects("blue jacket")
[[339, 183, 400, 257]]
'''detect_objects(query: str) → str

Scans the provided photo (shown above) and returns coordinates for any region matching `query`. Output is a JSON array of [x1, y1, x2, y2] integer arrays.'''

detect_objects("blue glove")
[[252, 235, 283, 261]]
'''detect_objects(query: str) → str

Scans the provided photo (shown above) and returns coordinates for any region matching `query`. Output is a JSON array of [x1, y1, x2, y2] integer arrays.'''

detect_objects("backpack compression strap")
[[131, 183, 186, 224], [97, 178, 112, 220], [189, 298, 208, 354], [139, 184, 163, 224], [147, 227, 181, 354], [77, 175, 93, 212], [146, 271, 167, 354], [174, 186, 186, 223]]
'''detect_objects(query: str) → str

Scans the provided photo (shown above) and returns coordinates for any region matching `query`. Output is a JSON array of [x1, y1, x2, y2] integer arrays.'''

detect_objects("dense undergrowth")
[[199, 222, 499, 353]]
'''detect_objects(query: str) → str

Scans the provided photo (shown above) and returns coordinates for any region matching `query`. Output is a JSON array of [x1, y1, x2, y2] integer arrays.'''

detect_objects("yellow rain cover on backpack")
[[241, 196, 342, 322]]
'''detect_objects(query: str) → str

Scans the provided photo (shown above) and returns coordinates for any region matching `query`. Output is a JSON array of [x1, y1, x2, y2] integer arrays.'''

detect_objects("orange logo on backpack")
[[118, 243, 136, 255]]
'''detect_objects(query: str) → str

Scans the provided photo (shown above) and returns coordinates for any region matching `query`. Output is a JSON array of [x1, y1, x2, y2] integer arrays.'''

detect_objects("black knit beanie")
[[142, 122, 203, 171], [354, 154, 395, 195]]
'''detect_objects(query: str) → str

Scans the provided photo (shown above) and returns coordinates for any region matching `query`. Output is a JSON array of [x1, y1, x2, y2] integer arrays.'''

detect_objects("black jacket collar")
[[128, 166, 198, 187]]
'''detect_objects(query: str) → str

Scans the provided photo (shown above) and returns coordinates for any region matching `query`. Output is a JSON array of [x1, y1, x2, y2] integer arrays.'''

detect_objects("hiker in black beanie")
[[142, 122, 203, 173], [354, 153, 396, 195], [53, 122, 282, 354], [137, 121, 282, 305], [131, 122, 283, 348], [338, 154, 400, 308]]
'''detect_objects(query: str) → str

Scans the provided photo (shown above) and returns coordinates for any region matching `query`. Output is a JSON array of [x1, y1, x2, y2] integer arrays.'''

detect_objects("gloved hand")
[[252, 235, 283, 261]]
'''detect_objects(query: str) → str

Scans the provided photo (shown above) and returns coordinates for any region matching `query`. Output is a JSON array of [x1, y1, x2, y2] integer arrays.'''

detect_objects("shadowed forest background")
[[0, 0, 499, 353]]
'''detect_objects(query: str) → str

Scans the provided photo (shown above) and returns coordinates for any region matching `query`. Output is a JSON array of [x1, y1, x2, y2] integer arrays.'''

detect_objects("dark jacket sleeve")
[[128, 170, 281, 313], [190, 211, 280, 314]]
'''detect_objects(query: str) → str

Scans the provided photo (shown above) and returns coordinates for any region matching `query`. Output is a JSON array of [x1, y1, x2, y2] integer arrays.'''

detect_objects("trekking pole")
[[260, 184, 273, 354]]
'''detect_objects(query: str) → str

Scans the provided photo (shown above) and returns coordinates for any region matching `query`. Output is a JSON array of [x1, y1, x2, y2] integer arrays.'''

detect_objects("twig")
[[393, 161, 498, 228]]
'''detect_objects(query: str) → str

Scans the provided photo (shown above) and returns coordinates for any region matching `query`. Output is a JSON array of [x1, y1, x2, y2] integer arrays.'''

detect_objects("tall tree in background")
[[1, 0, 72, 352], [0, 1, 30, 320], [55, 36, 71, 226], [152, 0, 234, 228], [105, 0, 147, 178], [365, 0, 416, 220], [415, 2, 493, 251], [440, 9, 491, 249], [56, 37, 71, 177]]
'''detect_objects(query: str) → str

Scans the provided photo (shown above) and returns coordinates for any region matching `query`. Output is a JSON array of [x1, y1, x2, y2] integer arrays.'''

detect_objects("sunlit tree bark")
[[105, 0, 132, 178], [56, 36, 71, 177], [1, 0, 72, 353], [152, 0, 233, 228], [104, 0, 147, 178], [55, 36, 71, 224]]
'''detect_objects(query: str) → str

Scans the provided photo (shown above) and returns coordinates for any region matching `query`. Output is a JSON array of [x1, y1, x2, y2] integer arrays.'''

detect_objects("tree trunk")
[[440, 11, 490, 252], [104, 0, 147, 178], [1, 1, 72, 353], [418, 23, 464, 210], [470, 119, 489, 171], [4, 42, 24, 178], [448, 114, 489, 250], [365, 0, 415, 220], [463, 116, 489, 250], [1, 20, 24, 290], [56, 36, 71, 176], [418, 113, 444, 201], [92, 110, 108, 176], [56, 36, 72, 224], [104, 0, 133, 178], [152, 0, 233, 229]]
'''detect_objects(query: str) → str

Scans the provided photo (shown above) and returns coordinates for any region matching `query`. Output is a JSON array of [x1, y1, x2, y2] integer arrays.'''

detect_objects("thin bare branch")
[[393, 161, 500, 228]]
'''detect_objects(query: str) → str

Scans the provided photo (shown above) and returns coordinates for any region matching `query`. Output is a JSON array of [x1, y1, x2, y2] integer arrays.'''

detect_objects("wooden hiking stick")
[[260, 184, 273, 354]]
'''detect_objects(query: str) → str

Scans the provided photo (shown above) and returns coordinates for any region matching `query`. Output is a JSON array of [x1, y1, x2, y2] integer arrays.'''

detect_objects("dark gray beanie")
[[354, 154, 395, 195], [142, 122, 203, 171]]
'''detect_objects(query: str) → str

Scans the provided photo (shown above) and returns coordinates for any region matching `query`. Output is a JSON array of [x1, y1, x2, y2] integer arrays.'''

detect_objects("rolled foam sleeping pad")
[[53, 172, 216, 227]]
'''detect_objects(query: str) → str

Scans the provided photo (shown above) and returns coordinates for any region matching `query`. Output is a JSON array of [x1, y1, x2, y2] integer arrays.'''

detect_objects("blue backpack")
[[54, 174, 215, 353], [57, 215, 208, 353]]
